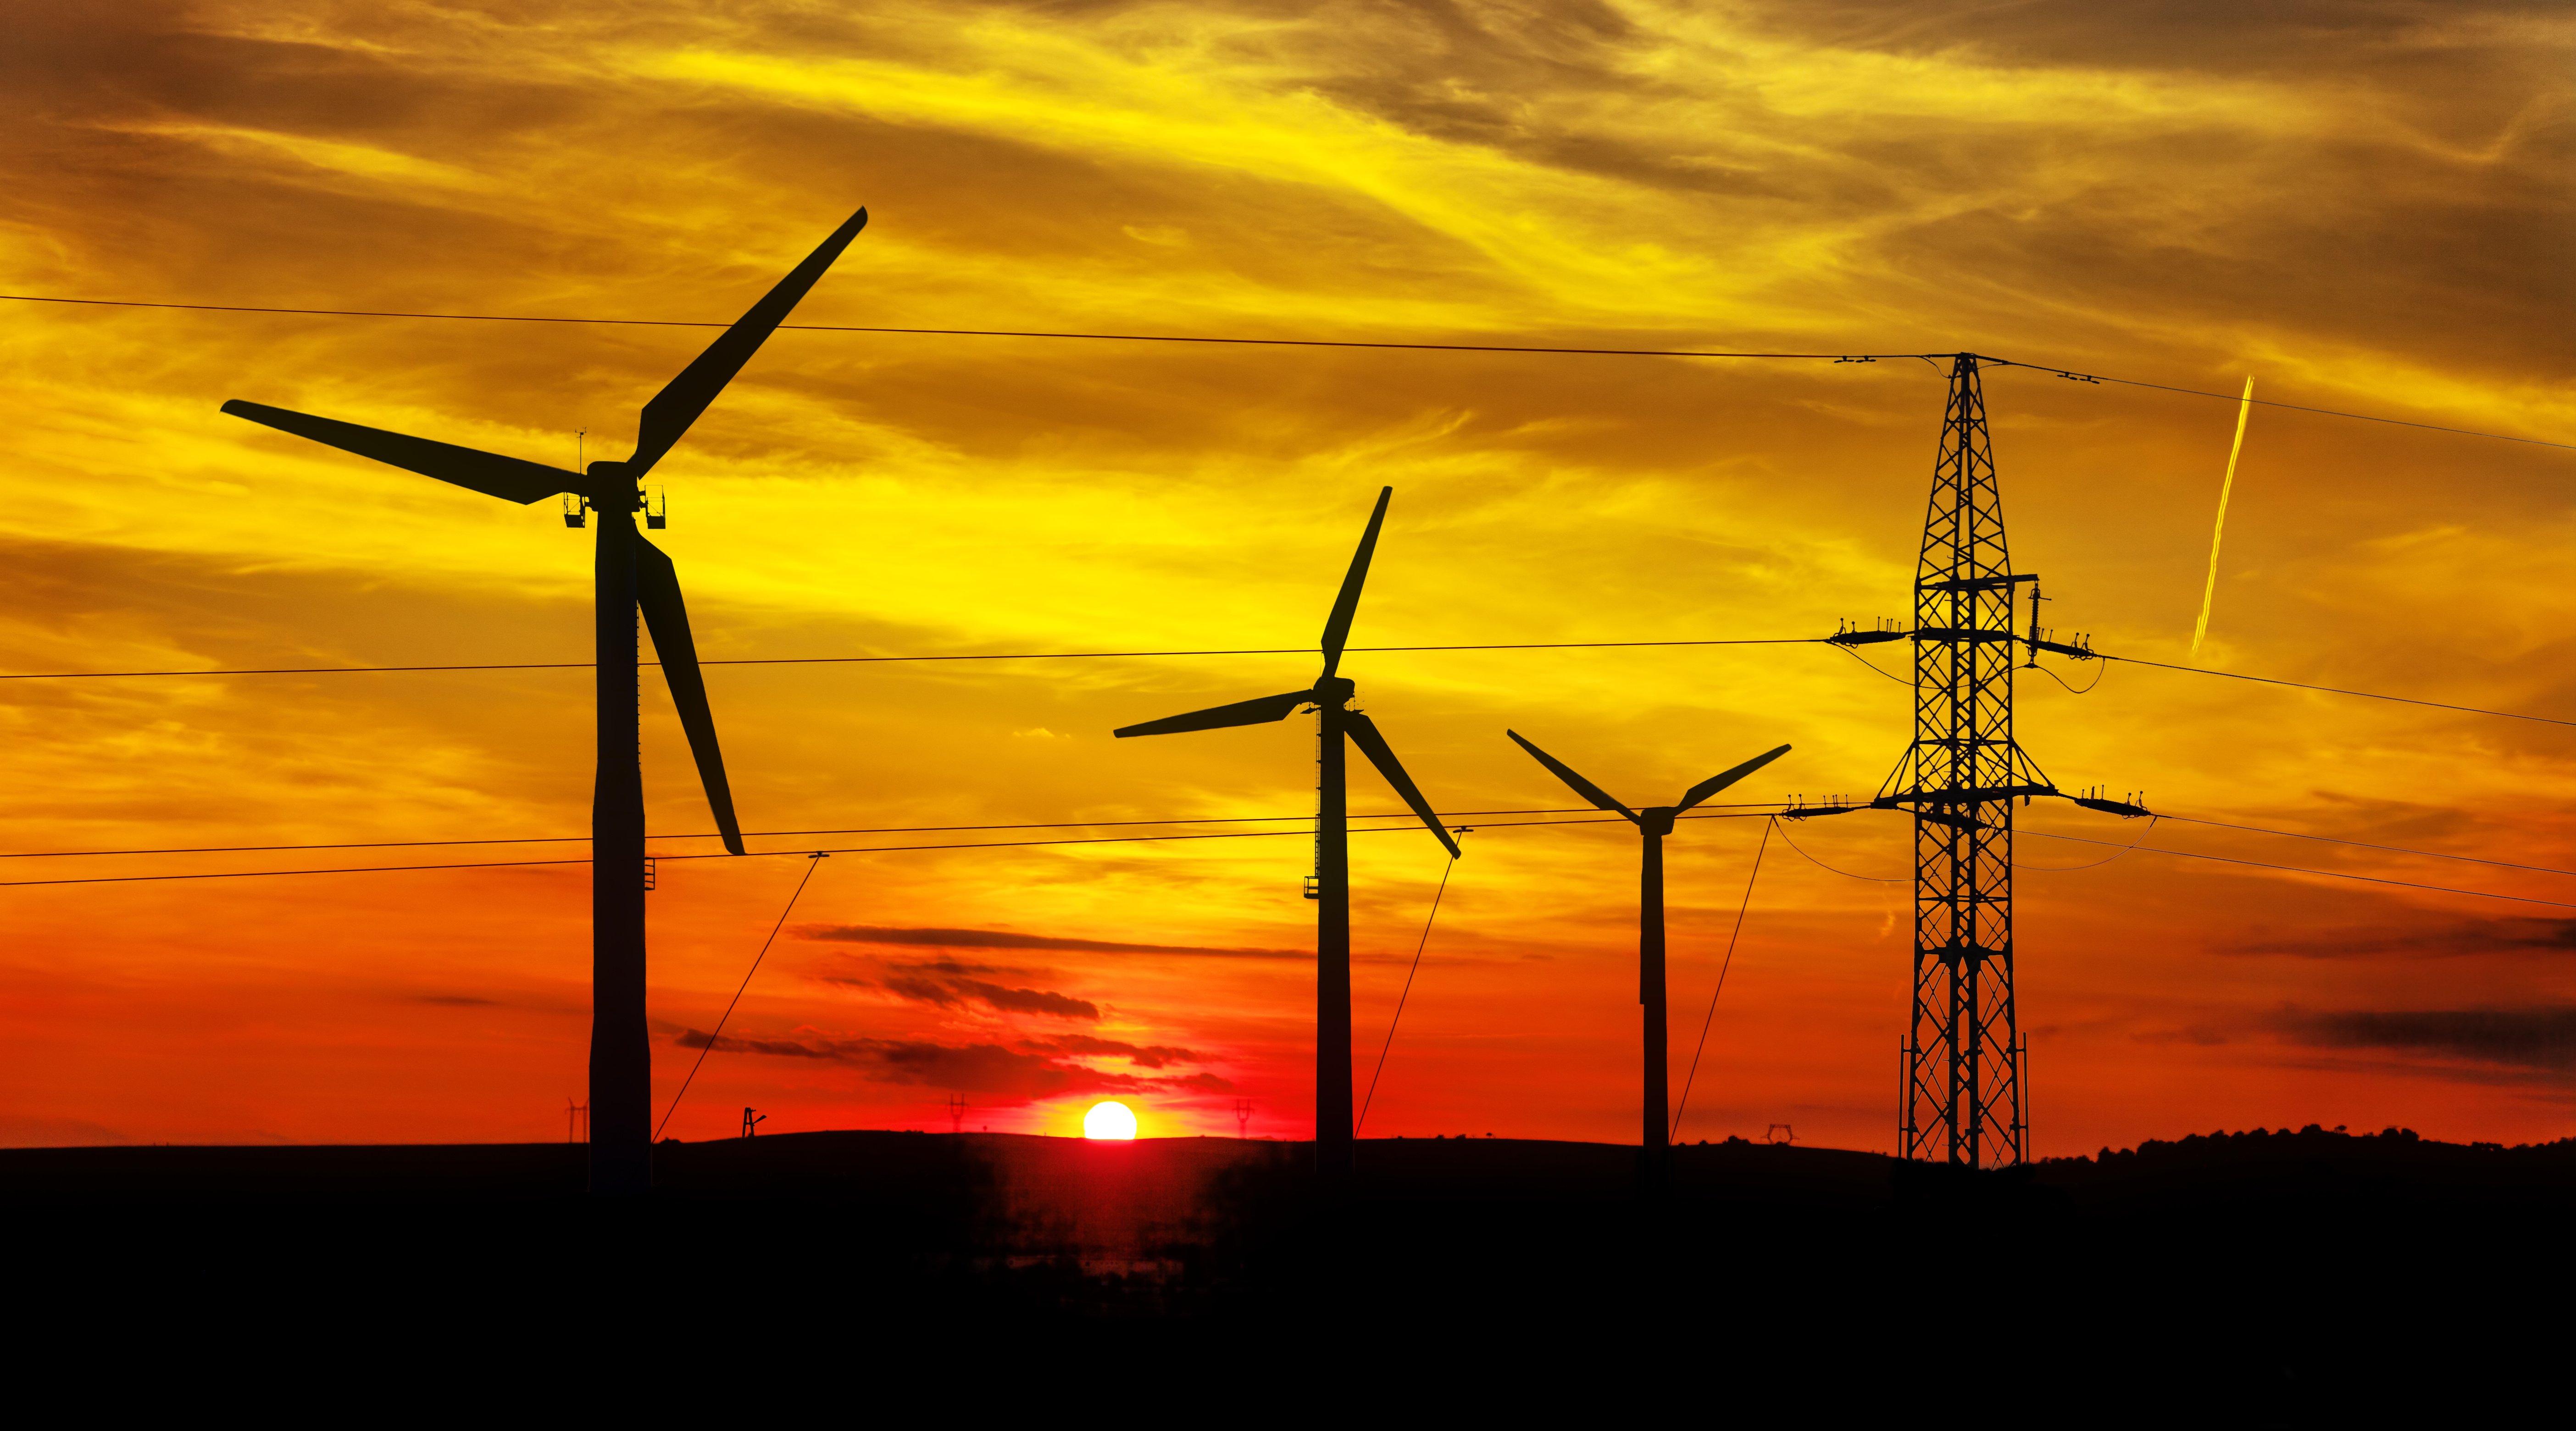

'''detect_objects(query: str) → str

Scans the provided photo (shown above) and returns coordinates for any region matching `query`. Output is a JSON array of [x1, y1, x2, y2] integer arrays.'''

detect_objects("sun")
[[1082, 1101, 1138, 1140]]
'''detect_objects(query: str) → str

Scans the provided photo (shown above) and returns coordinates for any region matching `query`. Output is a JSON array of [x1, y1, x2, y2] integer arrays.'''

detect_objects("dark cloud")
[[2232, 918, 2576, 958], [800, 924, 1305, 959], [888, 957, 1012, 977], [952, 979, 1099, 1019], [672, 1028, 1224, 1099], [1024, 1034, 1201, 1068], [864, 966, 1101, 1020], [2278, 1008, 2576, 1073]]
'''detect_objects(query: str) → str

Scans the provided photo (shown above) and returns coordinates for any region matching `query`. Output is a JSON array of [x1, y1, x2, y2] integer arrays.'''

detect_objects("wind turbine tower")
[[1505, 732, 1788, 1180], [222, 208, 869, 1192], [1114, 489, 1459, 1181]]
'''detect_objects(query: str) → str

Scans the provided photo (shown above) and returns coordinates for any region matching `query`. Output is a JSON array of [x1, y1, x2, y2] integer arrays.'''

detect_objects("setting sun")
[[1083, 1102, 1138, 1140]]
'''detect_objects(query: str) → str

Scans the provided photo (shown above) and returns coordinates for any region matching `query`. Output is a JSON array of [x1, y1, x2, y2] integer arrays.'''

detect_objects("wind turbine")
[[1114, 487, 1459, 1179], [1506, 729, 1788, 1182], [220, 207, 869, 1193]]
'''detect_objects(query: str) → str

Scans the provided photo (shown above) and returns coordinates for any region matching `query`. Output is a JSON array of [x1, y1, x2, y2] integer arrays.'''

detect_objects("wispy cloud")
[[800, 924, 1305, 959], [2276, 1007, 2576, 1073], [671, 1028, 1231, 1098], [875, 971, 1101, 1020], [1022, 1033, 1201, 1069], [2232, 918, 2576, 959]]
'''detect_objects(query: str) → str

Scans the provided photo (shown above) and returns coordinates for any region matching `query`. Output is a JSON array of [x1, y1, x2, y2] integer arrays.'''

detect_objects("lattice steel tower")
[[1881, 354, 2051, 1167]]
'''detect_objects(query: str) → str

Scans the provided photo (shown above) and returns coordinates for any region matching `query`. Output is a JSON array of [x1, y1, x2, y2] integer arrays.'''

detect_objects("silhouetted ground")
[[9, 1128, 2568, 1412]]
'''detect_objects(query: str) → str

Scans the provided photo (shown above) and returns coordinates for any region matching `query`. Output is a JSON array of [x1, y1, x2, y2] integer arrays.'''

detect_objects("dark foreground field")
[[10, 1128, 2569, 1410]]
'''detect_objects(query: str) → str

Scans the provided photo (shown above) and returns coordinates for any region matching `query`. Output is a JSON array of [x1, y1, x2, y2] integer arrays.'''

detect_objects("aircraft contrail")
[[2190, 376, 2255, 659]]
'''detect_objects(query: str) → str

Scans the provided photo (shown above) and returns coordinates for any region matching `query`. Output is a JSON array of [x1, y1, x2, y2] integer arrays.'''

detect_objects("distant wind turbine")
[[1506, 729, 1788, 1182], [1114, 488, 1459, 1180], [221, 207, 869, 1194]]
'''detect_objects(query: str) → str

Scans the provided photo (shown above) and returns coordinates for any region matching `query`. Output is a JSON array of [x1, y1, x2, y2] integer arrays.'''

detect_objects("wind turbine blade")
[[627, 207, 870, 478], [1505, 730, 1638, 822], [1346, 711, 1462, 859], [1318, 486, 1393, 678], [220, 400, 572, 505], [1675, 744, 1792, 812], [1113, 689, 1312, 738], [636, 537, 744, 855]]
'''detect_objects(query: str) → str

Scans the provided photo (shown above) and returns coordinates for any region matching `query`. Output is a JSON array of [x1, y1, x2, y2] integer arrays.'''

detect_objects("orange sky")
[[2, 0, 2570, 1152]]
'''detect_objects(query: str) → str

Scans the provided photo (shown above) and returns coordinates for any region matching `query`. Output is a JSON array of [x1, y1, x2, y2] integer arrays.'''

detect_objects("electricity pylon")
[[1884, 353, 2044, 1167], [1811, 353, 2143, 1166]]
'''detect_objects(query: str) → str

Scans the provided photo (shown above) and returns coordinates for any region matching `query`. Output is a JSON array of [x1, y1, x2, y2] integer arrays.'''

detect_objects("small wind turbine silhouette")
[[1506, 729, 1788, 1181], [221, 208, 868, 1193], [1114, 487, 1458, 1179]]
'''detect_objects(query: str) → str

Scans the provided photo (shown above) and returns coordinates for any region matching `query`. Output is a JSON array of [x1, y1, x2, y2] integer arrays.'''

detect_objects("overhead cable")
[[0, 810, 1765, 888], [2107, 653, 2576, 728], [1983, 357, 2572, 452], [0, 802, 1785, 861], [0, 295, 1861, 358], [2020, 829, 2576, 910], [8, 294, 2564, 450], [0, 637, 1820, 682], [12, 638, 2564, 732]]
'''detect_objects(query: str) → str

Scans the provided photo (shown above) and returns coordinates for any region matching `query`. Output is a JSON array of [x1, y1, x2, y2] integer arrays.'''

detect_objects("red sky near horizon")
[[2, 0, 2570, 1153]]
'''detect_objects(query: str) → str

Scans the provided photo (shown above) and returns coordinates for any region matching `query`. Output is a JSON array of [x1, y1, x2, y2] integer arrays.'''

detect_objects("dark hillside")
[[7, 1129, 2565, 1407]]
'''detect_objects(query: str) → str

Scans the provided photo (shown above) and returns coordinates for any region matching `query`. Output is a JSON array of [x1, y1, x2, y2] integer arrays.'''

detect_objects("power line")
[[1982, 356, 2575, 452], [9, 294, 2563, 448], [2020, 829, 2576, 910], [0, 803, 1788, 861], [13, 786, 2572, 890], [0, 294, 1868, 358], [2105, 653, 2576, 728], [2154, 813, 2576, 880], [1765, 804, 2576, 888], [1769, 818, 1906, 883], [2013, 817, 2156, 871], [13, 636, 2565, 734], [4, 799, 2565, 914], [0, 810, 1766, 888], [0, 637, 1819, 681]]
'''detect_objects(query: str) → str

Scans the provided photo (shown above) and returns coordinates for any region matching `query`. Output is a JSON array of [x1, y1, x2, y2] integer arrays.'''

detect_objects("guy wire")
[[656, 852, 829, 1140], [1357, 831, 1469, 1136], [1672, 818, 1771, 1139]]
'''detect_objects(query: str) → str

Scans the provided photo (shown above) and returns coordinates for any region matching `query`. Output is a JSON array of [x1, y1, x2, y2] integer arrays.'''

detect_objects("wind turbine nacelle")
[[1315, 675, 1355, 706], [585, 460, 643, 508]]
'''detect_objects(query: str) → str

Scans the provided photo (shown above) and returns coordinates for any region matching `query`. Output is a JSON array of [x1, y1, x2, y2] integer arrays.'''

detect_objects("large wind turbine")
[[1506, 730, 1788, 1181], [221, 208, 868, 1193], [1115, 487, 1459, 1179]]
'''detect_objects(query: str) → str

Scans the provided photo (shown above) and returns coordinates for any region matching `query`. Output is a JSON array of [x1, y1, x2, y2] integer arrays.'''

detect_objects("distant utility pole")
[[949, 1093, 966, 1135], [567, 1097, 589, 1144], [1234, 1099, 1252, 1138], [740, 1107, 765, 1139]]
